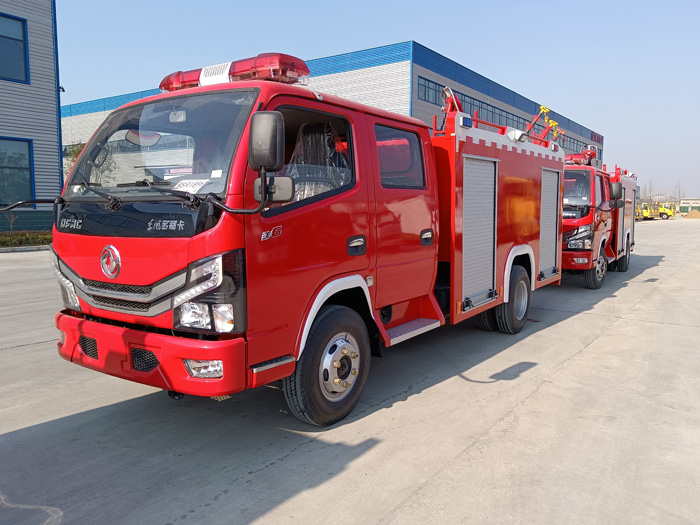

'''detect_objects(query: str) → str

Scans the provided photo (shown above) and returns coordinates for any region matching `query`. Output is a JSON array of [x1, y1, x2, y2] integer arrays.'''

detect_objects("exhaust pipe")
[[168, 390, 185, 400]]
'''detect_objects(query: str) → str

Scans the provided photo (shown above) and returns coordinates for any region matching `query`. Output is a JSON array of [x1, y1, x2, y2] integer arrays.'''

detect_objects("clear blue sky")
[[56, 0, 700, 197]]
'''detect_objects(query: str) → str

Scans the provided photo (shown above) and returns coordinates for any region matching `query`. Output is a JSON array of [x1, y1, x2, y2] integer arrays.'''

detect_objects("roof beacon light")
[[159, 53, 310, 92]]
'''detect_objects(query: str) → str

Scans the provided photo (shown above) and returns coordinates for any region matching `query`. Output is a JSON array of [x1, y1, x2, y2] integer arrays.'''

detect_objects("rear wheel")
[[616, 237, 631, 272], [584, 249, 607, 289], [495, 265, 530, 334], [476, 308, 498, 331], [282, 305, 370, 426]]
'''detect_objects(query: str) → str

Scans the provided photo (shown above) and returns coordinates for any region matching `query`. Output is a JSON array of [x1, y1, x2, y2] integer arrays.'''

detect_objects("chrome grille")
[[82, 278, 153, 295], [92, 295, 151, 311], [78, 336, 98, 359], [132, 349, 159, 372]]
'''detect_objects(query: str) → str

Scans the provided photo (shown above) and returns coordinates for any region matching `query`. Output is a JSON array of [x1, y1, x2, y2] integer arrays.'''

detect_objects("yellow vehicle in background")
[[641, 203, 660, 219], [636, 202, 675, 220], [658, 202, 675, 219]]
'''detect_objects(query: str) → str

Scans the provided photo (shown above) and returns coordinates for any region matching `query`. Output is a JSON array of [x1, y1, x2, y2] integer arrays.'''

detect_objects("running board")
[[386, 318, 441, 346]]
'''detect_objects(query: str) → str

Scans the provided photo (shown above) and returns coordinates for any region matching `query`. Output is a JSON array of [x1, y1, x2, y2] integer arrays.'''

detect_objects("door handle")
[[347, 235, 366, 256], [420, 229, 434, 246]]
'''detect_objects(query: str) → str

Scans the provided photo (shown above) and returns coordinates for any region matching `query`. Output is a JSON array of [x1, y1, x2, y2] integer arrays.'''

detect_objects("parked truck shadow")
[[0, 254, 662, 524]]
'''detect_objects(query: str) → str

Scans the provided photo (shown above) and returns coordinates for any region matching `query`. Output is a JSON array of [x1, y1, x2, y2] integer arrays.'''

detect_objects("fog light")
[[184, 359, 223, 378], [574, 257, 589, 264], [212, 304, 234, 332], [178, 302, 211, 329]]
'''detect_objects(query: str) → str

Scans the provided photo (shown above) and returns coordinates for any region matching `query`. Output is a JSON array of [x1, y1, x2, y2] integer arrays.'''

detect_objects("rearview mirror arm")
[[205, 168, 269, 215]]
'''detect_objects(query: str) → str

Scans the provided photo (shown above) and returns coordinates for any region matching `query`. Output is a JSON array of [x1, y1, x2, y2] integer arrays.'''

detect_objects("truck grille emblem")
[[100, 245, 121, 279]]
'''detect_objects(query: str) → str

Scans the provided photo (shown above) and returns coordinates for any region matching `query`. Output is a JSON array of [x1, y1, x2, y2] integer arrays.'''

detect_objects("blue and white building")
[[0, 0, 61, 232]]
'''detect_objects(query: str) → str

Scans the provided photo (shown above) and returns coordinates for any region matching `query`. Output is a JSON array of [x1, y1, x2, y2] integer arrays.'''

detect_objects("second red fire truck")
[[561, 149, 636, 288]]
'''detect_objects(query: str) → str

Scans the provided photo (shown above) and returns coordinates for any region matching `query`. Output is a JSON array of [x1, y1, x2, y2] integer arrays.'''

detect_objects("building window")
[[0, 138, 33, 205], [0, 13, 29, 83], [374, 125, 425, 189], [416, 75, 599, 156]]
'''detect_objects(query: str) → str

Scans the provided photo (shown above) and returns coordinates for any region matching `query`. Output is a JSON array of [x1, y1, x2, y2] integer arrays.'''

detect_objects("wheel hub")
[[319, 333, 360, 402], [596, 254, 607, 280]]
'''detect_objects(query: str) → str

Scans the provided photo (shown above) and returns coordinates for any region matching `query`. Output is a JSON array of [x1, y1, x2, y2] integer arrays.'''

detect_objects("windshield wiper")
[[116, 179, 202, 209], [67, 181, 122, 210]]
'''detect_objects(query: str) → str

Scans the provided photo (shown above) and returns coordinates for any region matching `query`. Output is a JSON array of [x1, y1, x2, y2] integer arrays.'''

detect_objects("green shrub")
[[0, 230, 53, 248]]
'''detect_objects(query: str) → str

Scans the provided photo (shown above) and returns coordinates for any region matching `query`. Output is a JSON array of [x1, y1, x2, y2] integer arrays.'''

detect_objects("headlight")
[[173, 256, 223, 307], [173, 250, 246, 334], [565, 225, 593, 250], [50, 249, 81, 311]]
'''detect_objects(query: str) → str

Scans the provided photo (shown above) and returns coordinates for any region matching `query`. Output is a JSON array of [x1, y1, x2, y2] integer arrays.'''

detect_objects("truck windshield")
[[66, 90, 257, 201], [563, 169, 591, 207]]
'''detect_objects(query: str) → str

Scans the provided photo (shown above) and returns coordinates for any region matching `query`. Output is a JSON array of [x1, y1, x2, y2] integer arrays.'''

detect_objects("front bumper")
[[561, 250, 594, 270], [55, 311, 247, 396]]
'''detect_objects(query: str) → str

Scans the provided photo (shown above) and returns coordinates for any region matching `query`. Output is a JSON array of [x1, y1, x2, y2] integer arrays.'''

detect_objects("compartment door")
[[462, 157, 497, 308], [539, 169, 559, 278], [617, 187, 626, 255]]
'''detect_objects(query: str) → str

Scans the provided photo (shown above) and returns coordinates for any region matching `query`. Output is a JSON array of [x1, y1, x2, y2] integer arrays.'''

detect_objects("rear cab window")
[[374, 125, 425, 189]]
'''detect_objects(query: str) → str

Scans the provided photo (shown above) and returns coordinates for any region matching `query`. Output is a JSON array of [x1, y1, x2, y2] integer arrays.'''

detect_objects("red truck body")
[[561, 153, 636, 288], [48, 55, 565, 425]]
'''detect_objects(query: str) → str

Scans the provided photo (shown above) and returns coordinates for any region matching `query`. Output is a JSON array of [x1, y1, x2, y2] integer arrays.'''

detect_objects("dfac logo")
[[100, 245, 121, 279]]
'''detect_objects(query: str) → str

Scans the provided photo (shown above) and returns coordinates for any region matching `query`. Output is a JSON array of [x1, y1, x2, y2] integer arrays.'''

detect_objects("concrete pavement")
[[0, 219, 698, 524]]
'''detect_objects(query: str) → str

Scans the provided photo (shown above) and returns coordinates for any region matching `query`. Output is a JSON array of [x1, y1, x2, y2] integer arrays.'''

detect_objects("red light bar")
[[159, 53, 310, 92], [564, 149, 597, 165]]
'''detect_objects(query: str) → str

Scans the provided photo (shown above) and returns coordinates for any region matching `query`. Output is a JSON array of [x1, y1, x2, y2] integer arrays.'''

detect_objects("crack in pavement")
[[0, 490, 63, 525]]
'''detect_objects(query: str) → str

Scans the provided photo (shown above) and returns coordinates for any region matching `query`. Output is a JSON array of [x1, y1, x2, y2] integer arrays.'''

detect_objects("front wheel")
[[661, 213, 669, 219], [584, 249, 607, 289], [495, 265, 531, 334], [282, 305, 371, 426]]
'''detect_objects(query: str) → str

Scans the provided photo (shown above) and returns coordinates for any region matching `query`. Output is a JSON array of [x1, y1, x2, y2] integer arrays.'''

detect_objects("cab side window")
[[276, 107, 353, 206], [374, 125, 425, 189], [595, 175, 604, 206]]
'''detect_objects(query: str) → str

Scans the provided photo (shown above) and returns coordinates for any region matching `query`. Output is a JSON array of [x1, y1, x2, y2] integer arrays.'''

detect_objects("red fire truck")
[[561, 150, 635, 288], [4, 54, 567, 426]]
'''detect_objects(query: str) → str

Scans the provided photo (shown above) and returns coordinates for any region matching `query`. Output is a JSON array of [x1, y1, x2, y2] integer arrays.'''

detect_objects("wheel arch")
[[297, 275, 379, 360], [504, 245, 535, 302]]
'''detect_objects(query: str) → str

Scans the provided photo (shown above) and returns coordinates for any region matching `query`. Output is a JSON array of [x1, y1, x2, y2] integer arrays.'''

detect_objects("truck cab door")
[[243, 102, 371, 366], [368, 119, 438, 308]]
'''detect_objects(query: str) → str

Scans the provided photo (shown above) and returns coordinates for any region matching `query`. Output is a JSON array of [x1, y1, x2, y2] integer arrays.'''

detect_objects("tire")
[[661, 213, 668, 219], [476, 308, 498, 331], [282, 305, 370, 426], [495, 265, 530, 334], [584, 248, 607, 289], [616, 237, 631, 272]]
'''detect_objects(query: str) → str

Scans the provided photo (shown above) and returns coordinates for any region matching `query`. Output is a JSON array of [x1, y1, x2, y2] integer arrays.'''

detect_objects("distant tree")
[[670, 180, 685, 204], [63, 142, 85, 175], [62, 141, 116, 186], [4, 213, 18, 236]]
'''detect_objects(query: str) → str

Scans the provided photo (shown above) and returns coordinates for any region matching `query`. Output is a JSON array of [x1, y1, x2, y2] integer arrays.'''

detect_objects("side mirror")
[[254, 176, 295, 203], [610, 182, 623, 201], [609, 200, 623, 209], [248, 111, 284, 172]]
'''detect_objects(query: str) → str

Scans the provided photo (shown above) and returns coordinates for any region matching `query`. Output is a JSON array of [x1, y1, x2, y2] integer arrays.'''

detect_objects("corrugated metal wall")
[[306, 61, 411, 117], [0, 0, 60, 209]]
